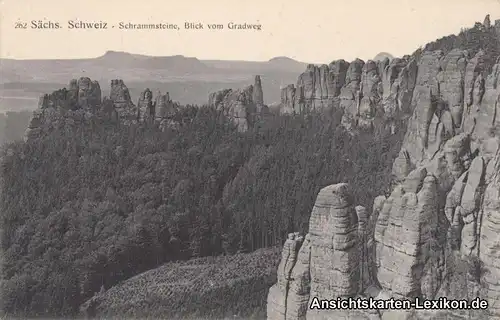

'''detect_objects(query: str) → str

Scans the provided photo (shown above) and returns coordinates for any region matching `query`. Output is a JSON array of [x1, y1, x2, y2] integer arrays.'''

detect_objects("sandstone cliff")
[[24, 78, 178, 141], [109, 79, 137, 123], [278, 56, 418, 133], [267, 17, 500, 320], [278, 17, 500, 135], [208, 75, 269, 132]]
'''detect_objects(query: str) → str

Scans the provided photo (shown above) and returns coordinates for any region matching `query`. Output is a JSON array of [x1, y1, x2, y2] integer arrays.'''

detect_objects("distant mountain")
[[201, 56, 307, 73], [93, 51, 212, 73], [0, 51, 308, 80], [0, 51, 308, 109], [267, 56, 308, 71], [373, 52, 394, 61]]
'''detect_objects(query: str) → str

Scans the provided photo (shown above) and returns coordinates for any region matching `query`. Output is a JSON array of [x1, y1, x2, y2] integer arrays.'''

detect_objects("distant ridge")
[[266, 56, 307, 69], [93, 51, 210, 72], [0, 50, 307, 107], [0, 50, 308, 78]]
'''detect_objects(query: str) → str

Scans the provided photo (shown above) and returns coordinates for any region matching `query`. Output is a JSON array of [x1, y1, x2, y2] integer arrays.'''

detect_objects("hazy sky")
[[1, 0, 500, 63]]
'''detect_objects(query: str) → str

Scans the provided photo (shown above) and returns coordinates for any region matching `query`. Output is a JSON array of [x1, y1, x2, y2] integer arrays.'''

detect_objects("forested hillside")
[[0, 110, 33, 145], [0, 104, 404, 317], [421, 16, 500, 69]]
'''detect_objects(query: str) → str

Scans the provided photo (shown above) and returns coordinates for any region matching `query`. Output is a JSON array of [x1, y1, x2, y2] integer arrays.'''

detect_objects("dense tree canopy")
[[0, 103, 404, 317]]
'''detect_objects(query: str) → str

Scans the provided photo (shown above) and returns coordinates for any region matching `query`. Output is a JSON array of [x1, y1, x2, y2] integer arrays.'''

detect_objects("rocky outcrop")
[[109, 79, 137, 123], [484, 15, 491, 29], [279, 60, 349, 115], [308, 184, 360, 298], [339, 59, 365, 115], [137, 88, 154, 123], [154, 91, 173, 119], [24, 78, 179, 141], [25, 77, 102, 141], [267, 232, 307, 320], [37, 88, 77, 111], [132, 86, 178, 129], [37, 77, 102, 112], [267, 183, 372, 320], [375, 172, 441, 300], [279, 85, 296, 115], [268, 20, 500, 320], [253, 75, 265, 112], [397, 49, 499, 174], [209, 86, 255, 132], [75, 77, 102, 112], [208, 75, 268, 132], [276, 46, 492, 134], [155, 91, 179, 131], [268, 139, 498, 320], [278, 56, 420, 132], [381, 57, 418, 125], [24, 109, 45, 141], [356, 60, 382, 129]]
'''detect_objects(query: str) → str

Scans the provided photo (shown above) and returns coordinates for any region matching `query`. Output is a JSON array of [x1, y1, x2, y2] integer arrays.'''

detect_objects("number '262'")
[[15, 21, 27, 29]]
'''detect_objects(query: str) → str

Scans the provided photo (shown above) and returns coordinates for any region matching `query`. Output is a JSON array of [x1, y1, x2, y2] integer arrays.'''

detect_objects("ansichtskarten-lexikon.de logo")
[[309, 296, 489, 311]]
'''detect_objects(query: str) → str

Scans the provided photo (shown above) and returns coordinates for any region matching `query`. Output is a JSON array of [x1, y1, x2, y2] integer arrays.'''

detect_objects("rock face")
[[137, 88, 154, 123], [267, 184, 380, 320], [268, 45, 500, 320], [209, 86, 255, 132], [278, 56, 419, 132], [279, 84, 297, 115], [280, 61, 350, 115], [24, 109, 45, 141], [25, 77, 102, 141], [37, 77, 102, 112], [389, 48, 500, 317], [155, 91, 179, 131], [136, 87, 177, 125], [24, 78, 178, 141], [154, 91, 175, 120], [109, 79, 137, 123], [208, 75, 268, 132], [253, 75, 265, 112], [75, 77, 102, 112]]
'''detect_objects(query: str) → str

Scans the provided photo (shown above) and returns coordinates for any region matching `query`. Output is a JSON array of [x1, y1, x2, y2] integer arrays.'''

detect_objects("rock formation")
[[137, 88, 154, 123], [24, 77, 179, 141], [279, 84, 296, 115], [268, 18, 500, 319], [484, 14, 491, 29], [109, 79, 137, 123], [75, 77, 102, 112], [208, 75, 268, 132], [36, 77, 102, 112], [24, 109, 45, 141], [253, 75, 265, 112], [267, 184, 379, 320], [24, 77, 102, 141], [209, 86, 255, 132], [339, 59, 365, 124], [277, 17, 500, 134], [155, 91, 179, 131], [278, 56, 420, 132], [154, 91, 175, 120]]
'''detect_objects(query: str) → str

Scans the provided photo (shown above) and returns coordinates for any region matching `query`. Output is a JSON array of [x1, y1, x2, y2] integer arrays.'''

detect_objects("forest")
[[0, 104, 404, 317]]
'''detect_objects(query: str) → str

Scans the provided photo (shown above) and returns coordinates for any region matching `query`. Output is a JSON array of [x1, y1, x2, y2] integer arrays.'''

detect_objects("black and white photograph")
[[0, 0, 500, 319]]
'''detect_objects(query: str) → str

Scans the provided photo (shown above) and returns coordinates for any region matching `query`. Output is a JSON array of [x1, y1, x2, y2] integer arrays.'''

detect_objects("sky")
[[1, 0, 500, 63]]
